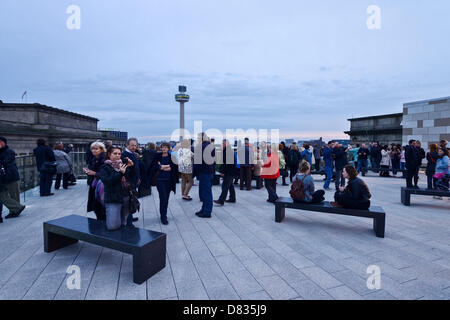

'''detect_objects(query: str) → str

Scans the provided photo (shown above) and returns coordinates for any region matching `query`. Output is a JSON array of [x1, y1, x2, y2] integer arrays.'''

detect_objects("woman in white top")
[[380, 145, 391, 177], [177, 139, 194, 200]]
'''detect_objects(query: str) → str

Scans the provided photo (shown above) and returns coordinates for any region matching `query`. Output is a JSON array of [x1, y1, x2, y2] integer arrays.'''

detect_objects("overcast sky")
[[1, 0, 449, 143]]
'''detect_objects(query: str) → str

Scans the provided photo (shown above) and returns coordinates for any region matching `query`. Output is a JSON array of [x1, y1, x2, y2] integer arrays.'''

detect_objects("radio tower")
[[175, 85, 189, 141]]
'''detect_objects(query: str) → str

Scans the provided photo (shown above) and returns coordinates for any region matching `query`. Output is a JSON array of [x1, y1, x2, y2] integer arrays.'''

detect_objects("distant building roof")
[[0, 102, 99, 122], [347, 113, 402, 121], [403, 96, 450, 106]]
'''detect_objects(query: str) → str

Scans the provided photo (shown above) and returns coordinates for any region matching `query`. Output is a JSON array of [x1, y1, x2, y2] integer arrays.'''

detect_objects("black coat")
[[219, 146, 236, 175], [357, 148, 369, 160], [369, 146, 381, 159], [417, 147, 425, 166], [33, 145, 56, 172], [405, 145, 419, 169], [333, 147, 347, 170], [99, 163, 137, 204], [87, 153, 106, 214], [335, 177, 371, 210], [142, 149, 158, 188], [193, 141, 216, 176], [0, 146, 20, 184], [425, 151, 439, 176], [122, 150, 140, 187], [87, 153, 106, 186], [155, 153, 178, 194]]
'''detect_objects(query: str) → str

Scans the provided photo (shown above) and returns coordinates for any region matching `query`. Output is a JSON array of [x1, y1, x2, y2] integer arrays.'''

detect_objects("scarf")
[[105, 159, 123, 172]]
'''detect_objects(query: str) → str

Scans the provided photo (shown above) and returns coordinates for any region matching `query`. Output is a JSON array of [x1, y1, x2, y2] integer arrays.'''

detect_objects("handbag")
[[433, 168, 449, 179], [129, 191, 141, 214], [280, 169, 288, 178]]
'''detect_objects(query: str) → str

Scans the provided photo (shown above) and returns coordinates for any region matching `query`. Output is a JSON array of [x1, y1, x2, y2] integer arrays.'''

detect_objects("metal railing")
[[16, 152, 88, 193]]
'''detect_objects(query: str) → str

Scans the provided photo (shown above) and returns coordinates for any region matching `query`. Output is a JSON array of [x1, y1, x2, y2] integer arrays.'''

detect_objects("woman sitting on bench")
[[292, 160, 325, 203], [332, 165, 372, 210], [99, 146, 137, 230]]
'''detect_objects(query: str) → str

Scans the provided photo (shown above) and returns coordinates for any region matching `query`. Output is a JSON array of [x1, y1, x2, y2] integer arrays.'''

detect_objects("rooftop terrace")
[[0, 173, 449, 300]]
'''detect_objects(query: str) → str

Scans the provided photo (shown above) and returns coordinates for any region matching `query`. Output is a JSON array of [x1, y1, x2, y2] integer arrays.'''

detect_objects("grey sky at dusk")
[[1, 0, 450, 143]]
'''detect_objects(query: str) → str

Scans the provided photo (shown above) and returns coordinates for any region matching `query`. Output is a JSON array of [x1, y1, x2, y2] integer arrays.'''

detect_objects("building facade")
[[345, 113, 403, 146], [402, 96, 450, 148], [0, 102, 127, 154]]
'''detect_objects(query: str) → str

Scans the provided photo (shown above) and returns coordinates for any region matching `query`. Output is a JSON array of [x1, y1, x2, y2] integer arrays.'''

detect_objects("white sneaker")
[[433, 196, 443, 200]]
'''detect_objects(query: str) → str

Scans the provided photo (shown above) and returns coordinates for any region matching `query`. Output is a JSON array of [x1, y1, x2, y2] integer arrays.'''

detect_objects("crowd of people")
[[0, 133, 449, 226]]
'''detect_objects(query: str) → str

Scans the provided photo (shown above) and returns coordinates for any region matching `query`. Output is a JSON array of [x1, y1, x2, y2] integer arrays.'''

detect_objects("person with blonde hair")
[[84, 141, 107, 220], [292, 160, 325, 203]]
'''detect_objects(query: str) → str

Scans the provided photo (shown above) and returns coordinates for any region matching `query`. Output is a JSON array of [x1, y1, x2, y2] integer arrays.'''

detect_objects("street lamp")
[[175, 85, 189, 141]]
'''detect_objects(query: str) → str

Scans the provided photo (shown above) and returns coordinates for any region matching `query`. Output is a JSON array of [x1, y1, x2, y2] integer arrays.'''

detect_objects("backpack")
[[289, 175, 306, 201]]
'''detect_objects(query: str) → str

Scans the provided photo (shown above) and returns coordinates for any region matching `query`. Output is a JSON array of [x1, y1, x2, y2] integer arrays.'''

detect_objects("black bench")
[[401, 187, 450, 206], [274, 197, 385, 238], [43, 214, 166, 284]]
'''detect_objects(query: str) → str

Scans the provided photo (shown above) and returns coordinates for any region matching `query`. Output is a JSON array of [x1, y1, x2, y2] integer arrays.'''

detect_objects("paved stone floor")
[[0, 172, 449, 300]]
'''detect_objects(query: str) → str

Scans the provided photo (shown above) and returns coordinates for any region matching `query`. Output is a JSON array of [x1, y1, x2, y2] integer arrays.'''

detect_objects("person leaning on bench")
[[291, 160, 325, 203], [331, 165, 372, 210], [99, 146, 137, 231]]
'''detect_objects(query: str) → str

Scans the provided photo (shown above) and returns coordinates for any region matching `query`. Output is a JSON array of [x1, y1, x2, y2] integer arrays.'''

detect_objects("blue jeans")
[[105, 196, 130, 230], [357, 159, 368, 174], [324, 166, 333, 189], [199, 173, 213, 216]]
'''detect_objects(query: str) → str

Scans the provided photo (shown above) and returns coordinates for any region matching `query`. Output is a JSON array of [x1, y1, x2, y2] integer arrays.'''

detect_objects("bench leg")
[[44, 228, 78, 253], [373, 214, 385, 238], [133, 236, 166, 285], [401, 189, 410, 206], [275, 205, 285, 223]]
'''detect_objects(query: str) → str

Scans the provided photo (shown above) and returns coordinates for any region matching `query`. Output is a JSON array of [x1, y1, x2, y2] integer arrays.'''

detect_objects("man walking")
[[0, 137, 26, 219], [214, 139, 236, 205], [33, 139, 56, 197]]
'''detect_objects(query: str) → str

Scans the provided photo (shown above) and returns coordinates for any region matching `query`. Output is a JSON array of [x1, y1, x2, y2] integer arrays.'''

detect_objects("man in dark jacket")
[[194, 133, 215, 218], [405, 140, 419, 188], [357, 143, 370, 176], [237, 138, 254, 191], [0, 137, 26, 219], [414, 141, 426, 187], [122, 138, 141, 224], [369, 142, 382, 172], [214, 139, 236, 205], [33, 138, 56, 197], [333, 143, 347, 190], [141, 144, 158, 195]]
